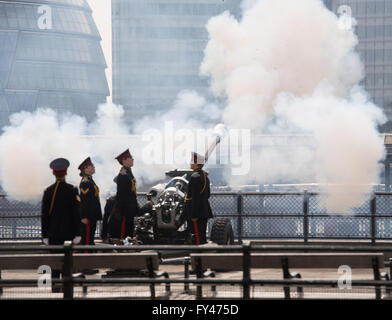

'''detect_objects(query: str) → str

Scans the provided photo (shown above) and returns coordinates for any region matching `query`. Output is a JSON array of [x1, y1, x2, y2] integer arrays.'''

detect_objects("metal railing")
[[1, 243, 392, 300], [1, 191, 392, 243]]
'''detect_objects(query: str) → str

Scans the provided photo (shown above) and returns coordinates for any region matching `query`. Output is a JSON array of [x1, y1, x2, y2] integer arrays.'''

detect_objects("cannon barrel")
[[204, 134, 221, 162]]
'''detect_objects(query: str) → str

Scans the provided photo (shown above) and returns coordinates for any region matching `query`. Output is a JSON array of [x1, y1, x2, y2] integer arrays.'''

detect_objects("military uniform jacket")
[[41, 180, 81, 240], [185, 169, 213, 220], [79, 176, 102, 221], [115, 167, 139, 217]]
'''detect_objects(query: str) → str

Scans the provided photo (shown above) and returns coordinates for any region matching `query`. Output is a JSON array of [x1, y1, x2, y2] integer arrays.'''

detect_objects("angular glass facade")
[[112, 0, 241, 121], [327, 0, 392, 131], [0, 0, 109, 127]]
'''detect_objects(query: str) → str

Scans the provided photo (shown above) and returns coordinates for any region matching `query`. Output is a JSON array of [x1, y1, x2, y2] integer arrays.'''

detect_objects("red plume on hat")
[[115, 149, 132, 164], [78, 157, 93, 171]]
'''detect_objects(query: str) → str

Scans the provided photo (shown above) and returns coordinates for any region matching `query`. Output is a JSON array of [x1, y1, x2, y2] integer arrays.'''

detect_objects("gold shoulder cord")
[[200, 171, 207, 195], [185, 172, 206, 200], [131, 178, 137, 197], [49, 180, 60, 216], [80, 187, 90, 195], [94, 185, 99, 198]]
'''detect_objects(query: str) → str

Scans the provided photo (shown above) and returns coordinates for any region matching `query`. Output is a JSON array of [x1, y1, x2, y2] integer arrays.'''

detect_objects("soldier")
[[184, 152, 213, 245], [115, 149, 139, 239], [100, 194, 117, 242], [41, 158, 81, 291], [78, 157, 102, 249]]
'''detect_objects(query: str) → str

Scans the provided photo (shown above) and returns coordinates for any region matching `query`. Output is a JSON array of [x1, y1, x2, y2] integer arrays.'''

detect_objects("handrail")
[[0, 243, 391, 300], [3, 190, 392, 243], [1, 243, 392, 252]]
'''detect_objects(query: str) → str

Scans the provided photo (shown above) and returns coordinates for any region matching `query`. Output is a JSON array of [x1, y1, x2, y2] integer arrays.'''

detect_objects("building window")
[[366, 2, 376, 15], [387, 1, 392, 15], [357, 2, 366, 16], [376, 1, 385, 16], [366, 74, 375, 87], [385, 25, 392, 38], [376, 24, 384, 39], [376, 74, 384, 87], [385, 74, 392, 87], [367, 25, 376, 38], [385, 49, 392, 63], [375, 49, 384, 63], [356, 24, 366, 38], [366, 50, 375, 64]]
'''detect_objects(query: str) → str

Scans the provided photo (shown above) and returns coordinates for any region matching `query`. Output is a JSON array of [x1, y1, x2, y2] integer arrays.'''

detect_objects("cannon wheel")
[[210, 218, 234, 245]]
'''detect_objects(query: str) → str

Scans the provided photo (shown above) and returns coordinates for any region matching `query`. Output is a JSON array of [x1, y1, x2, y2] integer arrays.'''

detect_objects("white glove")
[[43, 238, 49, 245], [73, 236, 81, 245]]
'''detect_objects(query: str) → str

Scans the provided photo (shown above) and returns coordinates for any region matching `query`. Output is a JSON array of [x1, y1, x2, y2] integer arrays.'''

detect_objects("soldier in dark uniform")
[[101, 194, 117, 242], [78, 157, 102, 249], [41, 158, 81, 290], [115, 149, 139, 239], [184, 152, 213, 245]]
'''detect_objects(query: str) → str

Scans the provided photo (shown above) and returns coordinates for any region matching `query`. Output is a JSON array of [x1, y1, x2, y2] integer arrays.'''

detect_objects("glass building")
[[112, 0, 241, 121], [326, 0, 392, 131], [0, 0, 109, 127]]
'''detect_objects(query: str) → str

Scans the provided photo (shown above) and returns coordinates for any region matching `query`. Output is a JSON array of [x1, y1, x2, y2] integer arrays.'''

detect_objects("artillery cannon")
[[103, 130, 234, 246], [129, 169, 234, 245]]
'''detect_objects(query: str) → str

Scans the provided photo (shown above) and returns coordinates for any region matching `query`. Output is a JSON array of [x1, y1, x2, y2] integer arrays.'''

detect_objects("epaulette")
[[81, 176, 90, 183], [191, 171, 201, 179]]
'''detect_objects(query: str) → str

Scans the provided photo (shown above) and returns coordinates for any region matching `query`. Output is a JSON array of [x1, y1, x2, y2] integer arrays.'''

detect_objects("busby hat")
[[78, 157, 93, 171], [191, 152, 205, 165], [50, 158, 70, 176], [115, 149, 132, 164]]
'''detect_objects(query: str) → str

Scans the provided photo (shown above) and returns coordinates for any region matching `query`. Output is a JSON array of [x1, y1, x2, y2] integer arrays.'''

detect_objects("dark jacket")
[[41, 180, 81, 240], [101, 196, 115, 239], [115, 167, 139, 217], [79, 176, 102, 221], [185, 169, 213, 220], [101, 195, 152, 239]]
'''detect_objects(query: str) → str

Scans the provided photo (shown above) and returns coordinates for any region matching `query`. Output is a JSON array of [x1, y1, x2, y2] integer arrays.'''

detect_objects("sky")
[[87, 0, 112, 101]]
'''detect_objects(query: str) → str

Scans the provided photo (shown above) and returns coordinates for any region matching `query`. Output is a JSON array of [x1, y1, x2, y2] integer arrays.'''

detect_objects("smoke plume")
[[0, 0, 388, 215], [200, 0, 386, 212], [0, 104, 141, 202], [0, 94, 223, 203]]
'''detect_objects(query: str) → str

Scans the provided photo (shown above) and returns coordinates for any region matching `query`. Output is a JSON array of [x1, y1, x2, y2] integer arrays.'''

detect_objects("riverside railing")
[[1, 243, 392, 300], [1, 191, 392, 243]]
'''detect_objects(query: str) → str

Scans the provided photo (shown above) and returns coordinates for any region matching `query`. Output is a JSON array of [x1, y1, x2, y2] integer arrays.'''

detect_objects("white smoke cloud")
[[201, 0, 363, 129], [0, 109, 88, 201], [0, 0, 388, 215], [0, 104, 145, 203], [273, 83, 386, 212], [201, 0, 387, 212], [133, 90, 226, 181], [0, 96, 223, 203]]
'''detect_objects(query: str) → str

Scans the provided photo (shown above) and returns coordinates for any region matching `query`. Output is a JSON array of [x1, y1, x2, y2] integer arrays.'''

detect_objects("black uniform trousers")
[[81, 219, 97, 246], [120, 216, 134, 239], [190, 218, 208, 245]]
